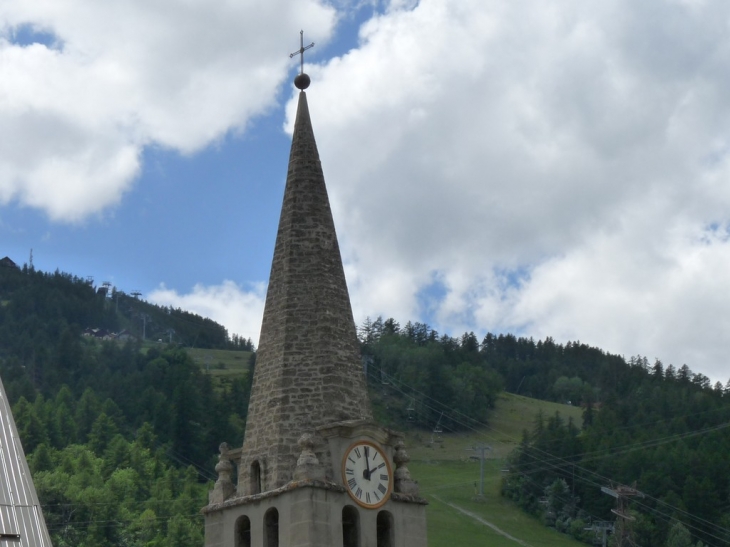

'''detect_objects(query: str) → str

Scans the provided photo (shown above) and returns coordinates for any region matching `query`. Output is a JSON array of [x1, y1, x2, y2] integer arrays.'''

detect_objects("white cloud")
[[281, 0, 730, 381], [0, 0, 336, 221], [5, 0, 730, 382], [148, 281, 266, 345]]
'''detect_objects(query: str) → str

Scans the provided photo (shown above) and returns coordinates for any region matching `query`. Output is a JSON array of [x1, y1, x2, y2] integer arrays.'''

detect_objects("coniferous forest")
[[1, 263, 729, 546], [0, 264, 251, 546], [357, 324, 730, 545]]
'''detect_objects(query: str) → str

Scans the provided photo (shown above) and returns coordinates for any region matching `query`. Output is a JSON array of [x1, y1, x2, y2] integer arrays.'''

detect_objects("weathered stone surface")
[[292, 433, 326, 481], [239, 90, 372, 493], [393, 439, 420, 495], [203, 84, 427, 547], [203, 483, 426, 547], [209, 443, 236, 504]]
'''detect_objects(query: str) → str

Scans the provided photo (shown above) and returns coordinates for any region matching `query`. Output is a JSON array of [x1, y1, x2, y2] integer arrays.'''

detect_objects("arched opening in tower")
[[342, 505, 360, 547], [264, 507, 279, 547], [250, 460, 262, 494], [376, 510, 394, 547], [235, 515, 251, 547]]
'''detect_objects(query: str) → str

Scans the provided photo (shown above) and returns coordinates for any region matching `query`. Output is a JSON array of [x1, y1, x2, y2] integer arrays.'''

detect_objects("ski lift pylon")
[[431, 411, 444, 444], [380, 367, 389, 385], [406, 397, 415, 422], [433, 411, 444, 434]]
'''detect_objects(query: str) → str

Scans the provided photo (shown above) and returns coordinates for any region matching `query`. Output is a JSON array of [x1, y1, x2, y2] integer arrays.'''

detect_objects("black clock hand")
[[364, 448, 371, 480]]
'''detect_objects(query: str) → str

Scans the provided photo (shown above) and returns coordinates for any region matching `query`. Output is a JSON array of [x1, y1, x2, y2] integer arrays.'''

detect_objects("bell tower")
[[202, 37, 428, 547]]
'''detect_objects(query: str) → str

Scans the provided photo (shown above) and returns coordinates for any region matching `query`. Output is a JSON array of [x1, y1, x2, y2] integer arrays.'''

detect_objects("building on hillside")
[[0, 257, 19, 269], [115, 329, 136, 342], [82, 327, 114, 340], [83, 328, 137, 342], [202, 57, 428, 546], [0, 376, 53, 545]]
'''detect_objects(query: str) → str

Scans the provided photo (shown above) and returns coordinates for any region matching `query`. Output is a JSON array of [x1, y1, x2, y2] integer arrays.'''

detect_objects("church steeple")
[[203, 56, 427, 547], [238, 76, 372, 491]]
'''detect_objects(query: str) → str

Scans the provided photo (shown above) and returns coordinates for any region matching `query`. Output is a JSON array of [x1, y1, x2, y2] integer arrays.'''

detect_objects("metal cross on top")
[[290, 30, 314, 75]]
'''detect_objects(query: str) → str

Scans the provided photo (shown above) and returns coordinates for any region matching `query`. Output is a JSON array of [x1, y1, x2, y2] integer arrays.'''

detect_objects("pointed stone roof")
[[0, 376, 52, 546], [239, 89, 372, 491]]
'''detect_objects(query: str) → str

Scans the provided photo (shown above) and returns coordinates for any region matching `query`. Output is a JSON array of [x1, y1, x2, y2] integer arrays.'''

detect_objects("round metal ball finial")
[[294, 73, 311, 90]]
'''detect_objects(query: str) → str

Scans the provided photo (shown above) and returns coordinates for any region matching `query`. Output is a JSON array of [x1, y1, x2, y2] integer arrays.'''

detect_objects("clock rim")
[[341, 439, 393, 509]]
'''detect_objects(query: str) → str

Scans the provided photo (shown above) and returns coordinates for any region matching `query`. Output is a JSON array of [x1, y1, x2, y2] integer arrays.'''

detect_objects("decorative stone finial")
[[393, 439, 419, 495], [209, 442, 236, 504], [293, 433, 325, 481]]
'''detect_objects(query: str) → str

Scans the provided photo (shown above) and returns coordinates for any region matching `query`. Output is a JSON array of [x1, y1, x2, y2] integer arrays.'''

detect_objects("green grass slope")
[[186, 347, 252, 386], [406, 393, 585, 546]]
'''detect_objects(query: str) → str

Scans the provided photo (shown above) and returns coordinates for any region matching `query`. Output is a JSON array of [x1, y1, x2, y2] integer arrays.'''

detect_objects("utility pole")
[[601, 483, 643, 547], [466, 443, 491, 499], [141, 313, 150, 341]]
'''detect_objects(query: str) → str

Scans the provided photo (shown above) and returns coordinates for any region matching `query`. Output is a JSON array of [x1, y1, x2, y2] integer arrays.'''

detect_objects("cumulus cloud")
[[283, 0, 730, 380], [148, 281, 266, 344], [5, 0, 730, 381], [0, 0, 335, 221]]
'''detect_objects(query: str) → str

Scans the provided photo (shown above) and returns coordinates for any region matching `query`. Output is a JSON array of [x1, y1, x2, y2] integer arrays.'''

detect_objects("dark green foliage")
[[5, 266, 730, 546], [0, 266, 252, 546], [0, 263, 251, 356], [480, 333, 629, 403], [31, 431, 206, 547], [360, 318, 502, 430], [6, 348, 237, 546], [503, 366, 730, 546]]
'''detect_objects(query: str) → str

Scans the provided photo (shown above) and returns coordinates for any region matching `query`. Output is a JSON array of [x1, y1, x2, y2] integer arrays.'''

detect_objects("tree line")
[[502, 359, 730, 546], [3, 264, 730, 546], [0, 265, 252, 546], [360, 316, 730, 546]]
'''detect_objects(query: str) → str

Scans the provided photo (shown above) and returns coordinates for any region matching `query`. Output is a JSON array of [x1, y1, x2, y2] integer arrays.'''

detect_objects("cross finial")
[[290, 30, 315, 75], [290, 30, 314, 90]]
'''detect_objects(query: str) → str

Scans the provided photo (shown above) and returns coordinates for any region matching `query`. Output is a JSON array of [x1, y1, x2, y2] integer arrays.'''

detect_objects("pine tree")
[[665, 521, 692, 547]]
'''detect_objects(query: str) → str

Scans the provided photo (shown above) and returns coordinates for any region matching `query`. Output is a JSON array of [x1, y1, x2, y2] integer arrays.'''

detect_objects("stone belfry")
[[203, 34, 427, 547]]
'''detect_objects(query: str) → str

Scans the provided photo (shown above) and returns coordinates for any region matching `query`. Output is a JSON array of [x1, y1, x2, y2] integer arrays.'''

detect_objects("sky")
[[2, 0, 730, 383]]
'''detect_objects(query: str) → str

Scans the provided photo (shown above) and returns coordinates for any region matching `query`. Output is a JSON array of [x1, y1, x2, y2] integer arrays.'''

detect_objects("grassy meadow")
[[405, 393, 585, 546], [186, 347, 253, 386]]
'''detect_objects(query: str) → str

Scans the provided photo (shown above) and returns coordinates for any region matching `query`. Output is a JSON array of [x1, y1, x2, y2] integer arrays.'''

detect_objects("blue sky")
[[3, 0, 730, 382]]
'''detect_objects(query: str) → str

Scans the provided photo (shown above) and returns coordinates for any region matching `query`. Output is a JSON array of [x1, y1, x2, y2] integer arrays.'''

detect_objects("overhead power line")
[[369, 367, 730, 543]]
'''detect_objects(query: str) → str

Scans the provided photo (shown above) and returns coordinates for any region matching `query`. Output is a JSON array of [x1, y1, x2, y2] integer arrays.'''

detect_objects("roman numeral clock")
[[342, 441, 393, 509]]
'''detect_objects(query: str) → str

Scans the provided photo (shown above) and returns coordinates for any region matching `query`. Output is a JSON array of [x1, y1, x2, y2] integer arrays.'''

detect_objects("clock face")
[[341, 441, 393, 509]]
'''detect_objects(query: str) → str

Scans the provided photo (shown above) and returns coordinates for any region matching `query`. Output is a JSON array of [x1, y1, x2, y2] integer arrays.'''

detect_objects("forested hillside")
[[359, 317, 730, 546], [359, 316, 636, 429], [2, 265, 729, 546], [0, 264, 252, 545], [502, 363, 730, 546]]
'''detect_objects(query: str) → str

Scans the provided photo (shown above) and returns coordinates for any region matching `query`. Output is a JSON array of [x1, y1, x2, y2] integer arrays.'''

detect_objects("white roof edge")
[[0, 376, 53, 546]]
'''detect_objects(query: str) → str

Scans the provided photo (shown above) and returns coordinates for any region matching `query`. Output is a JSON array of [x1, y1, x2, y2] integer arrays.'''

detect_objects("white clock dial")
[[342, 441, 393, 509]]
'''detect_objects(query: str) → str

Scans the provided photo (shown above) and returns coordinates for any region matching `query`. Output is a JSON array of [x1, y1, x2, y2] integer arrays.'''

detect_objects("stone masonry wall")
[[238, 91, 372, 492]]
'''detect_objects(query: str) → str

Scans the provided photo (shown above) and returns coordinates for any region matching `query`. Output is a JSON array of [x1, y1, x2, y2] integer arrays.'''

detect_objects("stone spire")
[[238, 85, 372, 491]]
